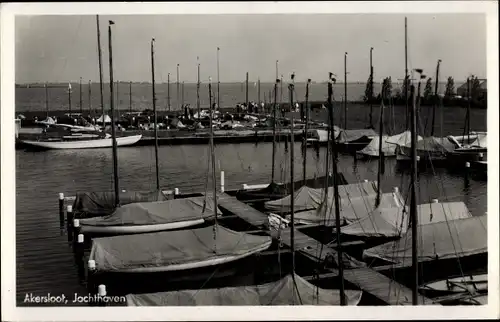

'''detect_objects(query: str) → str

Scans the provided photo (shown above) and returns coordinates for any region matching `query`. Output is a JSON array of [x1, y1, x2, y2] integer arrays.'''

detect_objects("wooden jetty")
[[217, 193, 437, 305]]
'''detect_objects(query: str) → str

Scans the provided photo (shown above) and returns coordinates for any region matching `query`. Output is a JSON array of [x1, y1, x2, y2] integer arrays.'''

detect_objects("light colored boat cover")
[[337, 129, 378, 144], [290, 191, 403, 226], [359, 132, 423, 157], [125, 273, 362, 306], [342, 201, 473, 238], [80, 196, 221, 227], [471, 134, 487, 148], [264, 181, 378, 213], [90, 225, 272, 272], [401, 136, 457, 153], [73, 190, 169, 217], [363, 215, 487, 264], [308, 127, 341, 142]]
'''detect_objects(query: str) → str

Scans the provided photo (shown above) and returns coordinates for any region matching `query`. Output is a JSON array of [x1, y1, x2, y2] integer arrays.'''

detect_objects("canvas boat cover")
[[96, 115, 112, 123], [289, 191, 404, 225], [308, 127, 341, 142], [235, 173, 348, 202], [265, 181, 378, 213], [72, 190, 170, 218], [79, 196, 221, 228], [125, 273, 362, 306], [90, 225, 272, 272], [471, 134, 487, 148], [400, 136, 457, 154], [358, 132, 423, 157], [341, 201, 473, 238], [337, 129, 378, 144], [362, 215, 487, 264]]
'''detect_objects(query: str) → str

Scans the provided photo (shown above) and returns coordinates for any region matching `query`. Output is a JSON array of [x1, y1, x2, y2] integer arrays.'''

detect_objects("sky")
[[15, 13, 487, 84]]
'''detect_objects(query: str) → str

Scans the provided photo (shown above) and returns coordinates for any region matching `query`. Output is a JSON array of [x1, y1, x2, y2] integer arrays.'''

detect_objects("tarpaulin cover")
[[79, 196, 221, 227], [125, 273, 362, 306], [308, 128, 341, 142], [265, 181, 378, 213], [400, 136, 457, 155], [73, 190, 169, 218], [90, 225, 272, 272], [358, 132, 423, 157], [471, 134, 487, 148], [96, 115, 112, 123], [289, 191, 403, 225], [363, 215, 487, 264], [337, 129, 378, 144], [341, 201, 472, 238], [235, 173, 348, 202]]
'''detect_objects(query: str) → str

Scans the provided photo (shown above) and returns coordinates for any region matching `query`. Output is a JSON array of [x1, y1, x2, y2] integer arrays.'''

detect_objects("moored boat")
[[419, 273, 487, 298], [21, 134, 142, 150]]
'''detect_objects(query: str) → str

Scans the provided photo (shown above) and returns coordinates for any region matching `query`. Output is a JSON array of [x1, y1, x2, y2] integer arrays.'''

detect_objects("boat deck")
[[217, 193, 437, 306]]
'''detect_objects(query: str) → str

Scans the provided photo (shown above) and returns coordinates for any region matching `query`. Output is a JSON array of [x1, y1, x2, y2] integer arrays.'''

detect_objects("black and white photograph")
[[1, 1, 498, 320]]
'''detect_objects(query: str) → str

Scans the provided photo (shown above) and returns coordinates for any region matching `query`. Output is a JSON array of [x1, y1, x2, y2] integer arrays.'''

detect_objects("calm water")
[[15, 140, 487, 305], [15, 81, 487, 305]]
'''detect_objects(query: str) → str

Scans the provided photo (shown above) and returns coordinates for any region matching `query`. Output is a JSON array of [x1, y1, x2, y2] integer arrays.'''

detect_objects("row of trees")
[[363, 74, 486, 108]]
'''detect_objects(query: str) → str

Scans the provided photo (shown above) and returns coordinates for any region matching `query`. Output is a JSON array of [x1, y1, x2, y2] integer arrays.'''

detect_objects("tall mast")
[[303, 79, 311, 185], [217, 47, 220, 110], [257, 78, 261, 104], [369, 47, 374, 128], [208, 76, 218, 252], [197, 57, 201, 122], [44, 82, 49, 118], [431, 59, 441, 137], [167, 73, 171, 112], [467, 77, 471, 144], [344, 52, 348, 130], [328, 72, 346, 305], [88, 81, 92, 117], [376, 81, 385, 207], [79, 77, 83, 114], [96, 15, 105, 129], [404, 17, 409, 130], [181, 81, 185, 108], [289, 99, 297, 303], [108, 20, 120, 207], [271, 78, 279, 183], [68, 83, 72, 117], [129, 81, 132, 114], [151, 38, 160, 191], [176, 64, 180, 110], [245, 72, 249, 108], [410, 82, 418, 305]]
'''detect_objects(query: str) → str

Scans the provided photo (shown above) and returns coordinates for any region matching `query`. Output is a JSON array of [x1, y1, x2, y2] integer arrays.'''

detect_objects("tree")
[[444, 76, 455, 98], [364, 74, 374, 103], [470, 75, 482, 100], [381, 77, 393, 100], [423, 78, 433, 100]]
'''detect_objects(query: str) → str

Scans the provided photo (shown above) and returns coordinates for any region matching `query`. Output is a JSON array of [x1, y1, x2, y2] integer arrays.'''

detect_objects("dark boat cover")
[[72, 190, 170, 218], [265, 181, 378, 213], [125, 273, 362, 306], [337, 129, 378, 144], [342, 201, 473, 238], [235, 173, 348, 202], [79, 195, 221, 228], [90, 225, 272, 272], [363, 215, 487, 264]]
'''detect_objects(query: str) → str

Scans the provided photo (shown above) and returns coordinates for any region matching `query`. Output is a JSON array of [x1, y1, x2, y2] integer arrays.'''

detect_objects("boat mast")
[[404, 17, 409, 130], [167, 73, 171, 112], [108, 20, 120, 207], [467, 77, 471, 144], [79, 77, 83, 114], [289, 84, 297, 303], [45, 82, 49, 118], [176, 64, 180, 110], [369, 47, 374, 128], [151, 38, 160, 191], [431, 59, 441, 137], [208, 76, 218, 252], [96, 15, 105, 130], [344, 52, 348, 130], [68, 83, 72, 117], [271, 78, 279, 183], [257, 78, 261, 105], [328, 72, 346, 305], [303, 79, 311, 185], [217, 47, 220, 110], [129, 81, 132, 114], [88, 81, 92, 117], [376, 82, 385, 207], [410, 82, 418, 305], [245, 72, 249, 109], [197, 57, 201, 122]]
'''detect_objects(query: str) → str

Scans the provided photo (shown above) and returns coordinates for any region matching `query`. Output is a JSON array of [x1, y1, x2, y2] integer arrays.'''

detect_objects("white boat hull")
[[21, 134, 142, 150], [81, 218, 205, 235]]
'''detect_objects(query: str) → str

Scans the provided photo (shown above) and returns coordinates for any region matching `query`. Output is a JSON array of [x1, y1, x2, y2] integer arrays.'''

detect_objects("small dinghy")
[[419, 273, 487, 298], [125, 273, 363, 306], [79, 195, 221, 234]]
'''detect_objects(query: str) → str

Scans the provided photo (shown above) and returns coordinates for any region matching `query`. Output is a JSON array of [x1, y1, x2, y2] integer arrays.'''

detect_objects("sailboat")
[[20, 19, 141, 150]]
